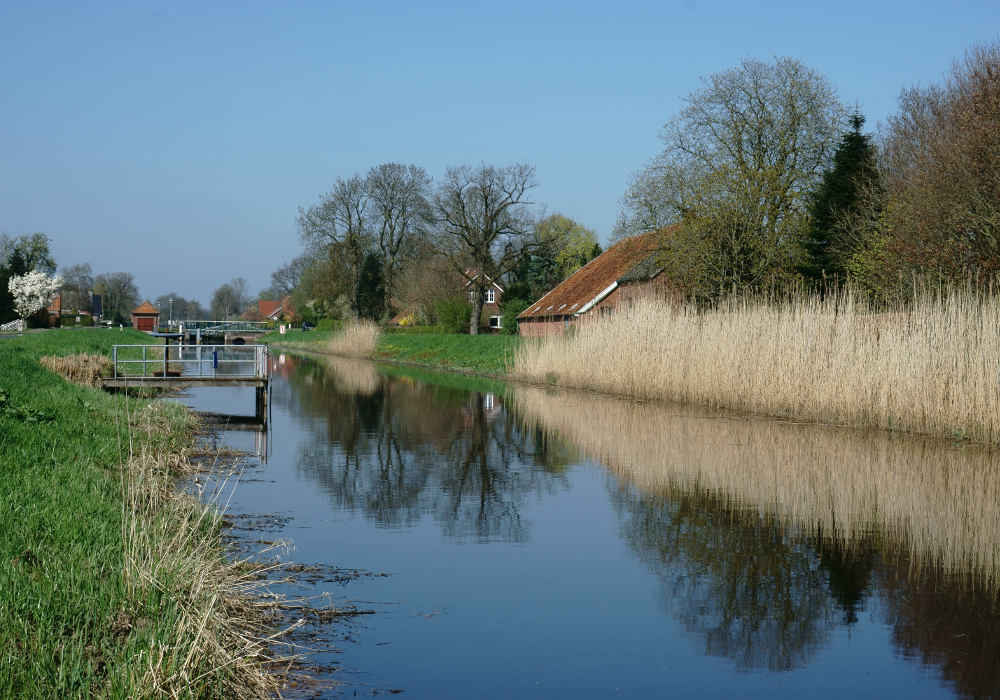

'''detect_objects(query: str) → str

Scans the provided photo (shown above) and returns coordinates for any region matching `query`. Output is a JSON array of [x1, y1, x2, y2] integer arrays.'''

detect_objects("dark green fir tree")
[[802, 112, 880, 285]]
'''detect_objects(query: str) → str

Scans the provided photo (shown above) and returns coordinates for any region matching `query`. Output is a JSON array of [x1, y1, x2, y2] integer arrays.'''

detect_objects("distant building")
[[131, 301, 160, 332], [255, 296, 294, 322], [517, 228, 678, 337], [463, 272, 505, 331]]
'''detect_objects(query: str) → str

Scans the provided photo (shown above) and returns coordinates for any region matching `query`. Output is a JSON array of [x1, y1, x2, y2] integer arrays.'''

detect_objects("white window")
[[485, 288, 495, 304], [489, 315, 502, 328]]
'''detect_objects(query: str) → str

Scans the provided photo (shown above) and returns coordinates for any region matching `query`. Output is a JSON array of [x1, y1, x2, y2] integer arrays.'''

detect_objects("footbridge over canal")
[[102, 343, 271, 425], [168, 320, 272, 345]]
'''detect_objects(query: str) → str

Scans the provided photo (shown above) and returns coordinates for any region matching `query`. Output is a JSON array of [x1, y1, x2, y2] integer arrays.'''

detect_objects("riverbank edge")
[[0, 330, 288, 697]]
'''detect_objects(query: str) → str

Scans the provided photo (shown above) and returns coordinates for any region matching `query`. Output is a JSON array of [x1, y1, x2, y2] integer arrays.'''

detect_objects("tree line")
[[279, 162, 600, 334], [615, 41, 1000, 302]]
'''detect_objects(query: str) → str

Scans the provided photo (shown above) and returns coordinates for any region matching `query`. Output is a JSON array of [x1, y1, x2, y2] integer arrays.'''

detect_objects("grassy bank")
[[0, 329, 282, 698], [375, 332, 519, 374], [513, 291, 1000, 445], [266, 324, 520, 375]]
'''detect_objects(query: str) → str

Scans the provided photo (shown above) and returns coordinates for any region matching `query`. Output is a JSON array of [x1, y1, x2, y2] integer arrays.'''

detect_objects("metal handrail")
[[111, 344, 270, 380]]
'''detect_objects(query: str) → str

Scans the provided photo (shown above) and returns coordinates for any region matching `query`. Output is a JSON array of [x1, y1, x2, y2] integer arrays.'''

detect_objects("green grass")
[[266, 326, 523, 376], [374, 332, 521, 375], [0, 329, 273, 698]]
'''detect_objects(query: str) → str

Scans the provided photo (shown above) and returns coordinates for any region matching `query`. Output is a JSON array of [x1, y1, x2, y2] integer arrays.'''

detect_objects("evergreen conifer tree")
[[803, 112, 880, 285]]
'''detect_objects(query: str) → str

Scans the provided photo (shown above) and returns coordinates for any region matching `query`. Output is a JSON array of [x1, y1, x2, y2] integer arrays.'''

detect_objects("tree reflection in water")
[[513, 384, 1000, 688], [612, 485, 836, 671], [280, 355, 573, 541]]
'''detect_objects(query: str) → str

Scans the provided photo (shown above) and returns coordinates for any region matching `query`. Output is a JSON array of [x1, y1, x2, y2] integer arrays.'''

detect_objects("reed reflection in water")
[[512, 386, 1000, 587], [513, 385, 1000, 694]]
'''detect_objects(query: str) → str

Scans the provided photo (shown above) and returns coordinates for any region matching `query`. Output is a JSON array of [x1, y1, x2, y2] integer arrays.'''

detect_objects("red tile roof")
[[258, 299, 282, 319], [518, 228, 671, 320], [132, 301, 159, 315]]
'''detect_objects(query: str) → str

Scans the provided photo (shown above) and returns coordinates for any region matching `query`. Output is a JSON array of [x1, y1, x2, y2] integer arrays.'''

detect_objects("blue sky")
[[1, 1, 997, 306]]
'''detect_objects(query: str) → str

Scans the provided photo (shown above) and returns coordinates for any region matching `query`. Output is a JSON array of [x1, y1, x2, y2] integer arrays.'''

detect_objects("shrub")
[[500, 298, 530, 335], [434, 295, 472, 334], [315, 318, 343, 332]]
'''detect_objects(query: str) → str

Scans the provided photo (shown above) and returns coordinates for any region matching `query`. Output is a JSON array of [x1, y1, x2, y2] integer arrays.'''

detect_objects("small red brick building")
[[131, 301, 160, 332], [517, 228, 677, 337]]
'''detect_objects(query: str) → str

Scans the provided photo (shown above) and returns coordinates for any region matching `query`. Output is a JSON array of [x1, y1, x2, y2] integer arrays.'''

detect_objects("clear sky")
[[1, 1, 997, 307]]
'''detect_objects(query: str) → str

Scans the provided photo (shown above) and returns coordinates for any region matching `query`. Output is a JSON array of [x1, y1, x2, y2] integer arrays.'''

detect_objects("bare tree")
[[270, 253, 311, 298], [433, 163, 541, 334], [881, 41, 1000, 281], [59, 263, 94, 313], [297, 175, 370, 315], [365, 163, 433, 305], [94, 272, 139, 324], [210, 277, 251, 320]]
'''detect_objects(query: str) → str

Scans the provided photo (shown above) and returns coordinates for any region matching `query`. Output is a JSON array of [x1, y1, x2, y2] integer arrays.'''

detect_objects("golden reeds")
[[325, 320, 381, 358], [513, 290, 1000, 444], [39, 353, 112, 387], [116, 400, 295, 697], [511, 385, 1000, 589]]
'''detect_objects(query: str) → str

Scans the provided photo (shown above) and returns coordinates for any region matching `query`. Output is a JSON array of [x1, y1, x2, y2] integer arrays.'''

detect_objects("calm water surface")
[[179, 353, 1000, 698]]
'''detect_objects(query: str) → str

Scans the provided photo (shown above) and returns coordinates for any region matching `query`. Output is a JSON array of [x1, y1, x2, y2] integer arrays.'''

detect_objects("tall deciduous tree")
[[365, 163, 433, 302], [94, 272, 139, 325], [270, 254, 310, 298], [298, 175, 370, 316], [882, 41, 1000, 281], [210, 277, 250, 320], [60, 263, 95, 313], [0, 233, 56, 274], [616, 57, 845, 297], [433, 163, 541, 334]]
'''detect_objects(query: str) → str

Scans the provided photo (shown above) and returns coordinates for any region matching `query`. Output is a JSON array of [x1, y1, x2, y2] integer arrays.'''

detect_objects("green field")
[[0, 329, 277, 698]]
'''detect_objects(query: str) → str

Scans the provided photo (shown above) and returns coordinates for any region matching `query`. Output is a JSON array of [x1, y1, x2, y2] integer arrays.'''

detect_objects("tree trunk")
[[469, 292, 483, 335]]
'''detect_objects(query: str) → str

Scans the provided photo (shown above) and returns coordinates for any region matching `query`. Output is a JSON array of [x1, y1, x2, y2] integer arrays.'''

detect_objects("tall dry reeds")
[[513, 289, 1000, 444], [40, 353, 112, 387], [115, 402, 294, 698], [325, 320, 381, 358]]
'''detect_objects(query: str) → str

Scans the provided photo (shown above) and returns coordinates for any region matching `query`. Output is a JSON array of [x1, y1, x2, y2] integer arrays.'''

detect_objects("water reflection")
[[512, 386, 1000, 689], [279, 355, 573, 541]]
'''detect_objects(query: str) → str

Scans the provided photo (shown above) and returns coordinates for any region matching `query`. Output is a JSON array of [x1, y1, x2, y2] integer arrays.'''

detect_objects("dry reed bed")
[[511, 386, 1000, 588], [326, 321, 381, 358], [513, 292, 1000, 444], [39, 353, 112, 387], [116, 401, 293, 698]]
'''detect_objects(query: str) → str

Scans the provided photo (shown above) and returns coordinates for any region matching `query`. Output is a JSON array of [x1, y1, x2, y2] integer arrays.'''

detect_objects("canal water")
[[179, 352, 1000, 698]]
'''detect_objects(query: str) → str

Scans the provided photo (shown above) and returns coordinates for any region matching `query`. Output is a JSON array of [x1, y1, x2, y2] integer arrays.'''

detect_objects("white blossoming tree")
[[8, 270, 63, 326]]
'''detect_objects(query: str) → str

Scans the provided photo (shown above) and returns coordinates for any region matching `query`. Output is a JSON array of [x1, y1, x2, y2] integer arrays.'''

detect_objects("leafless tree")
[[94, 272, 139, 324], [365, 163, 433, 303], [210, 277, 250, 320], [297, 175, 370, 315], [881, 41, 1000, 281], [59, 263, 94, 313], [270, 253, 311, 298], [433, 163, 541, 334]]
